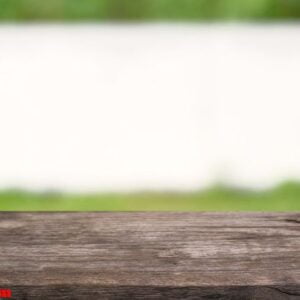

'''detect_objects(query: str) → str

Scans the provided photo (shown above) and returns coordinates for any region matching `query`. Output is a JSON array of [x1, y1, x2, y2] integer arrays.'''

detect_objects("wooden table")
[[0, 212, 299, 299]]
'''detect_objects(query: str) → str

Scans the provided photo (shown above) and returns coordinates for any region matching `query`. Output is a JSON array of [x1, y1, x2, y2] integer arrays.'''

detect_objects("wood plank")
[[0, 212, 299, 299]]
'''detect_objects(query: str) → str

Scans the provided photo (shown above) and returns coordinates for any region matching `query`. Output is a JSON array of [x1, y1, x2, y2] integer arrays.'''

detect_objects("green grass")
[[0, 0, 300, 21], [0, 181, 299, 211]]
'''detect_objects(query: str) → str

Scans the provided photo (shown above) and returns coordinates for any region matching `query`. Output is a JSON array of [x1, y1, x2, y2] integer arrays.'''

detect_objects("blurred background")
[[0, 0, 300, 210]]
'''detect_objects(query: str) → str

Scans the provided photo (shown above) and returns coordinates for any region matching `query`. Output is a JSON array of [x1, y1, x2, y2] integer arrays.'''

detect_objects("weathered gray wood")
[[0, 212, 299, 299]]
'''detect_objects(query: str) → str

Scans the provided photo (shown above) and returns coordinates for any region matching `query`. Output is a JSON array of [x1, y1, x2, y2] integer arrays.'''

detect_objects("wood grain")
[[0, 212, 299, 299]]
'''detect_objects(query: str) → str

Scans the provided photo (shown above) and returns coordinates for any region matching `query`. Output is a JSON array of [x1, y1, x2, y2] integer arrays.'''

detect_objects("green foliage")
[[0, 181, 299, 211], [0, 0, 300, 21]]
